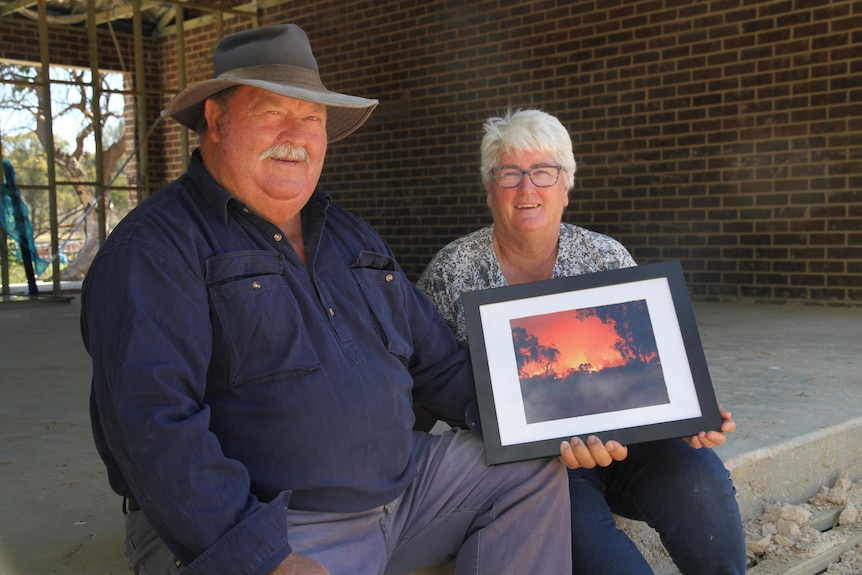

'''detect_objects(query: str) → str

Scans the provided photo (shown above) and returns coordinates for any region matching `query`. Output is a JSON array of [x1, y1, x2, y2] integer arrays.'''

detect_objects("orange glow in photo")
[[511, 310, 628, 375]]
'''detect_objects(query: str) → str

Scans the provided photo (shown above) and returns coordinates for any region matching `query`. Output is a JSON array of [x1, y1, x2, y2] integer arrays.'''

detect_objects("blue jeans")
[[568, 439, 746, 574]]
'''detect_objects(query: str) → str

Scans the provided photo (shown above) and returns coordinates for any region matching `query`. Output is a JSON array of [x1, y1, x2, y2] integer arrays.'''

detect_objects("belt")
[[123, 497, 142, 513]]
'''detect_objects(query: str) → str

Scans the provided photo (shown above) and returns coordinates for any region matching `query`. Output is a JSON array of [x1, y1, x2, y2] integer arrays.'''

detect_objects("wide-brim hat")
[[164, 24, 378, 143]]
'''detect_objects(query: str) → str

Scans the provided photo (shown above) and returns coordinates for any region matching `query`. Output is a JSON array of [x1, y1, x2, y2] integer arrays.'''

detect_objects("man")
[[81, 25, 571, 575]]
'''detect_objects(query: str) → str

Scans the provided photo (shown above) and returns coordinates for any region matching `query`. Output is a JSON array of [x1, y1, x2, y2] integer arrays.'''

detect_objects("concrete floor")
[[1, 295, 861, 574], [1, 295, 126, 575]]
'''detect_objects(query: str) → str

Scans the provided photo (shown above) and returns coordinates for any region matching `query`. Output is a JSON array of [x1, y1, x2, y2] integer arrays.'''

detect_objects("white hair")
[[479, 109, 577, 190]]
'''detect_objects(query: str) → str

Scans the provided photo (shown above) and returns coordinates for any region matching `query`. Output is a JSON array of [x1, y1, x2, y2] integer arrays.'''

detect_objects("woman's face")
[[486, 149, 569, 238]]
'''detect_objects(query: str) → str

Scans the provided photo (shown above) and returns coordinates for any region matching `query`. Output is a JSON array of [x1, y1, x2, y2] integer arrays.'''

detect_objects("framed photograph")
[[462, 260, 721, 465]]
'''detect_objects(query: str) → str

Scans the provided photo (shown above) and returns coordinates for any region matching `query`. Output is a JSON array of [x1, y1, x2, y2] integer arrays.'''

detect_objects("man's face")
[[202, 86, 328, 223]]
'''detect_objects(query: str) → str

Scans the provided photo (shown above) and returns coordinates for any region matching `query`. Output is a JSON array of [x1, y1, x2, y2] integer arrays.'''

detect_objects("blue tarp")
[[2, 159, 49, 293]]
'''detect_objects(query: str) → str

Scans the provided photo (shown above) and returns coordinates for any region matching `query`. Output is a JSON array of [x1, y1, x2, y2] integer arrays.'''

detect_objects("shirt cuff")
[[180, 493, 291, 575]]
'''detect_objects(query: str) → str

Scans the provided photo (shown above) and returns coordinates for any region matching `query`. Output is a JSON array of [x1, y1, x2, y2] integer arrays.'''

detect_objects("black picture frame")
[[462, 260, 721, 465]]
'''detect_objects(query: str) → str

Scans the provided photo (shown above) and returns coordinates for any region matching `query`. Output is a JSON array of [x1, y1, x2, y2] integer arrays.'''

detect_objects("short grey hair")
[[195, 86, 241, 134], [479, 109, 577, 191]]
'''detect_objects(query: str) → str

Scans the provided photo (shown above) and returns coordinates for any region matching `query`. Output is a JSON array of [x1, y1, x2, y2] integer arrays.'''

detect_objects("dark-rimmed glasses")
[[491, 165, 562, 188]]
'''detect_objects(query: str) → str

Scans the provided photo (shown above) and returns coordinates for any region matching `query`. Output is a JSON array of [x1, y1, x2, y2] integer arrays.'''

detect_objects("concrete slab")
[[0, 296, 860, 574], [694, 302, 862, 519], [0, 296, 126, 575]]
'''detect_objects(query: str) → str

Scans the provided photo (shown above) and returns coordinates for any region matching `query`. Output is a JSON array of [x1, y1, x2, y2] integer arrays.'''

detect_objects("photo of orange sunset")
[[509, 299, 670, 424]]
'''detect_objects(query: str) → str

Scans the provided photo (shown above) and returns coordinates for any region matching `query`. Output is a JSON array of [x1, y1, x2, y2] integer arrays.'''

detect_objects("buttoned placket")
[[241, 201, 366, 365]]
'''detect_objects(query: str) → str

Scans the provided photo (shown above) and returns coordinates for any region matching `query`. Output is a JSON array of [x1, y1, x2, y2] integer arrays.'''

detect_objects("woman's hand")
[[560, 435, 628, 469], [684, 402, 735, 449]]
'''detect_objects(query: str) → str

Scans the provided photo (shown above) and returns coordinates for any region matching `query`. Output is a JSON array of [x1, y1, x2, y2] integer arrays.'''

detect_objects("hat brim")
[[165, 77, 378, 143]]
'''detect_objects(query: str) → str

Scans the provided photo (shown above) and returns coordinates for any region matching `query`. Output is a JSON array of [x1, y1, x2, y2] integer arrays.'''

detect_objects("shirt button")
[[328, 307, 335, 316], [251, 281, 261, 290], [273, 233, 283, 242], [385, 273, 394, 282]]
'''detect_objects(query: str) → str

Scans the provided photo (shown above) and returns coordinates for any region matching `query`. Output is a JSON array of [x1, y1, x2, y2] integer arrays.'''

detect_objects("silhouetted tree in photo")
[[512, 326, 540, 377], [582, 300, 659, 366], [536, 343, 561, 380], [511, 325, 561, 380]]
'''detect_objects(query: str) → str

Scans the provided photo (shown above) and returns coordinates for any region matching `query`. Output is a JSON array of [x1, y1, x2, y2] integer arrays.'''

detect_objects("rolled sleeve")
[[180, 495, 291, 575]]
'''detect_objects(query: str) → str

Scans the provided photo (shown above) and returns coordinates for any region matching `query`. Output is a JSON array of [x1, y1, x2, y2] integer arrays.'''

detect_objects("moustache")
[[259, 145, 310, 163]]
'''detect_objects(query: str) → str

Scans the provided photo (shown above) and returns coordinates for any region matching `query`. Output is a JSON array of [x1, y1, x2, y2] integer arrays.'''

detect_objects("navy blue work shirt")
[[81, 150, 479, 574]]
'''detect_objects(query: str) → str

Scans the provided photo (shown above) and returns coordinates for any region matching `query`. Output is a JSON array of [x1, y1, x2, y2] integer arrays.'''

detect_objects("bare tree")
[[1, 64, 128, 280]]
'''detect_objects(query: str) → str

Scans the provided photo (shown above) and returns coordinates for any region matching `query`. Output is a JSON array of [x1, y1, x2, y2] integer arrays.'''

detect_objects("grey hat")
[[165, 24, 378, 143]]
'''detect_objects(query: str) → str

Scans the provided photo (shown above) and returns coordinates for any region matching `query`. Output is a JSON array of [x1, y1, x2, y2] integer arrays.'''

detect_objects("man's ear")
[[202, 99, 223, 142]]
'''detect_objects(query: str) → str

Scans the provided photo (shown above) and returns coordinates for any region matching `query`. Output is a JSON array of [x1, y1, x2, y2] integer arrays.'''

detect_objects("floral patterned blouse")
[[417, 223, 637, 342]]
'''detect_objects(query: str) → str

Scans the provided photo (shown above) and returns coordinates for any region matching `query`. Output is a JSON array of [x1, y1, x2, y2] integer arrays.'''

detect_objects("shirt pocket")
[[206, 251, 321, 387], [349, 251, 413, 362]]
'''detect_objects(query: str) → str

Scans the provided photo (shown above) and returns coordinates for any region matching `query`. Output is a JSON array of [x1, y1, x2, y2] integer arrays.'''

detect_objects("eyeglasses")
[[491, 165, 562, 188]]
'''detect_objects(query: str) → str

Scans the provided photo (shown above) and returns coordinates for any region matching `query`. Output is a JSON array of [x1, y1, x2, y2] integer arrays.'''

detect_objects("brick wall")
[[255, 0, 862, 305], [3, 0, 860, 305]]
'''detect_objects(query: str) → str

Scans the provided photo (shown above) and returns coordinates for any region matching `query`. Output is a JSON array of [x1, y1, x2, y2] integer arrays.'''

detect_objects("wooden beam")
[[0, 0, 37, 19], [156, 1, 257, 38], [93, 0, 164, 28]]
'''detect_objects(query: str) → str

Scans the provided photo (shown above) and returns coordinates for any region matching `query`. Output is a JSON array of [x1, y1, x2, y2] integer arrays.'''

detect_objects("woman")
[[417, 109, 747, 574]]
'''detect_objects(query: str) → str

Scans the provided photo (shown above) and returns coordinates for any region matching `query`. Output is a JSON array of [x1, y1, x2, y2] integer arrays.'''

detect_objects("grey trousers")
[[125, 429, 572, 575]]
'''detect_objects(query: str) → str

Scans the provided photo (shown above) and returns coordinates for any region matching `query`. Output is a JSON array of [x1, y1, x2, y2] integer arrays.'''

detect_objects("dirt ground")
[[622, 474, 862, 575], [744, 474, 862, 574]]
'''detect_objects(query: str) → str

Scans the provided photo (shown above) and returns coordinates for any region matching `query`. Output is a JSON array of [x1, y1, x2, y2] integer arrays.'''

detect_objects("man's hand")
[[560, 435, 628, 469], [270, 552, 330, 575], [683, 402, 736, 449]]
